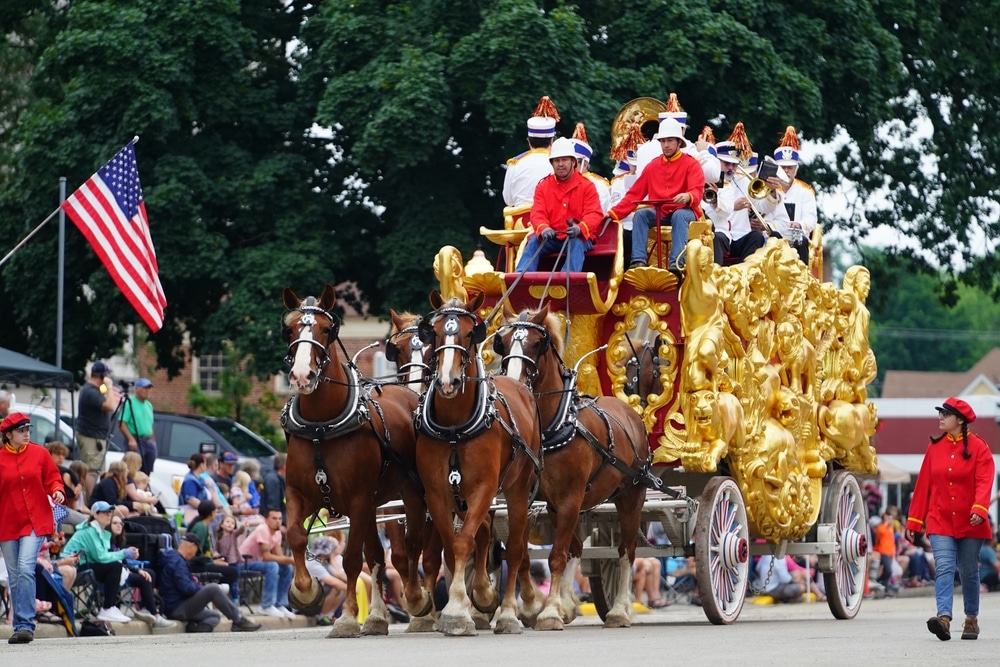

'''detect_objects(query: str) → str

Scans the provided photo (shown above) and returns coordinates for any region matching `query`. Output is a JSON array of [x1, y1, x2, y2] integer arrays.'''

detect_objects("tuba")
[[610, 97, 667, 160]]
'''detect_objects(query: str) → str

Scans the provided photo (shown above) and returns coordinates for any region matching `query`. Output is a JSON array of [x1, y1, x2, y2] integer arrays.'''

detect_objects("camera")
[[118, 380, 133, 390]]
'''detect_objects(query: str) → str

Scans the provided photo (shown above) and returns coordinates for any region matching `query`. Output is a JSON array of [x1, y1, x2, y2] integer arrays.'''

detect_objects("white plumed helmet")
[[548, 137, 578, 161]]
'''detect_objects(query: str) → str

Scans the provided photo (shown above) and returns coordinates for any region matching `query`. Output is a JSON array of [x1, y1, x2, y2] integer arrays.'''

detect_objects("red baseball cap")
[[0, 412, 30, 433], [935, 397, 976, 424]]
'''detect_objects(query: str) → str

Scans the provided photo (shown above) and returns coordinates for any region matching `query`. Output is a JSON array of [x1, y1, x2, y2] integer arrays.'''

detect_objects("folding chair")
[[71, 568, 102, 619], [237, 558, 264, 616]]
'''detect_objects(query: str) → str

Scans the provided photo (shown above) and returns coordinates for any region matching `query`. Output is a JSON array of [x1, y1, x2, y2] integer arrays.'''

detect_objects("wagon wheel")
[[822, 471, 868, 620], [587, 558, 624, 622], [694, 476, 750, 625]]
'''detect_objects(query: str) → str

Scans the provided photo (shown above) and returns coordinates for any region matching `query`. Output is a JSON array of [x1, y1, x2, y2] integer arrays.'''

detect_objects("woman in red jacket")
[[905, 398, 995, 641], [0, 413, 65, 644]]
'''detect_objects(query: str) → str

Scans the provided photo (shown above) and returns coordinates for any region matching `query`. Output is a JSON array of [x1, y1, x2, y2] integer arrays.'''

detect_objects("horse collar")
[[540, 371, 579, 451], [415, 357, 495, 442], [280, 363, 369, 440]]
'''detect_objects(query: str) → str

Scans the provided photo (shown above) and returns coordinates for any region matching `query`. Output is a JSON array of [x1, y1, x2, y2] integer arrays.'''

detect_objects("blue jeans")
[[631, 207, 696, 269], [516, 235, 593, 273], [1, 531, 46, 633], [245, 560, 293, 608], [928, 534, 984, 618]]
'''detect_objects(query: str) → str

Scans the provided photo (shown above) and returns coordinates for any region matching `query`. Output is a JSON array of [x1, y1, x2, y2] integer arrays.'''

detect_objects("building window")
[[197, 354, 226, 393]]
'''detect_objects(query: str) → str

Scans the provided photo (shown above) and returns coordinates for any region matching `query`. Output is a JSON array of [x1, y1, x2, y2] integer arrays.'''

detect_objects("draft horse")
[[496, 307, 654, 629], [280, 285, 434, 637], [414, 291, 543, 635]]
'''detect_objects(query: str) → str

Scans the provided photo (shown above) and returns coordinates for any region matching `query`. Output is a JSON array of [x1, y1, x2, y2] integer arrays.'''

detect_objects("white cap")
[[549, 137, 578, 160], [652, 118, 687, 147], [527, 117, 556, 138], [572, 139, 593, 161]]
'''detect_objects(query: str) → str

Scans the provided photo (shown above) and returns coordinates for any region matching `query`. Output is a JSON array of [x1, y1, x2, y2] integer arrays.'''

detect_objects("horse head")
[[495, 306, 562, 388], [386, 309, 430, 392], [281, 284, 341, 394], [420, 290, 485, 398]]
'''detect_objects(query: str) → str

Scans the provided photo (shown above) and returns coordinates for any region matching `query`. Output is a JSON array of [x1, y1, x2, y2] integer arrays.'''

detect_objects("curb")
[[1, 610, 315, 640]]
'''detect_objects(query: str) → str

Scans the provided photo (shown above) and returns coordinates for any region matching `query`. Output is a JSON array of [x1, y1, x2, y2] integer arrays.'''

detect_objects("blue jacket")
[[158, 549, 201, 616]]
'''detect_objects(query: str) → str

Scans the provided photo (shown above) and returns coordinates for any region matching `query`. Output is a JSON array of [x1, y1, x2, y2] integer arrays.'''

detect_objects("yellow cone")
[[356, 577, 368, 623]]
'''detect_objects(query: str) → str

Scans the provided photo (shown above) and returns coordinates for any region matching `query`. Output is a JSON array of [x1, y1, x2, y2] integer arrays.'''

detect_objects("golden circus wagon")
[[430, 156, 878, 624]]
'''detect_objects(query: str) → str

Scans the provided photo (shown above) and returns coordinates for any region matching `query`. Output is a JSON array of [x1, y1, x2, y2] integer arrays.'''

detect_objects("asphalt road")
[[6, 593, 997, 666]]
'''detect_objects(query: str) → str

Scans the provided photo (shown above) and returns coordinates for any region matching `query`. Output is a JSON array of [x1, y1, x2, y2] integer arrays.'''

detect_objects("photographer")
[[119, 377, 158, 474], [76, 361, 121, 477]]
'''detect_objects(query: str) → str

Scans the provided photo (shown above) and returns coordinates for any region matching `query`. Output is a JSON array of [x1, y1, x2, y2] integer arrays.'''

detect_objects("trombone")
[[729, 164, 777, 235]]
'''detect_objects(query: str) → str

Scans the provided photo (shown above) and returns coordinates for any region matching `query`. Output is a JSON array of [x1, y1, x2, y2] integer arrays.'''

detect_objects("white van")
[[10, 402, 186, 515]]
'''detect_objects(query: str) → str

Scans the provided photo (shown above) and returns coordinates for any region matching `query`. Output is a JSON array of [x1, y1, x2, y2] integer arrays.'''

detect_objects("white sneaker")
[[260, 606, 286, 618], [280, 607, 297, 619], [152, 616, 177, 629], [97, 607, 132, 623], [132, 609, 156, 626]]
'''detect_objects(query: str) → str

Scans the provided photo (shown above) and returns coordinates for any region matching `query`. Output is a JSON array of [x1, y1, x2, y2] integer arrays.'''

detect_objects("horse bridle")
[[418, 307, 486, 381], [493, 319, 551, 388], [282, 297, 342, 372], [385, 322, 433, 383]]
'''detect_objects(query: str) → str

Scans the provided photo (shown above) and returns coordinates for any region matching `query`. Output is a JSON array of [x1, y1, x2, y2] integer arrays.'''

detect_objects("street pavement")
[[4, 588, 998, 666]]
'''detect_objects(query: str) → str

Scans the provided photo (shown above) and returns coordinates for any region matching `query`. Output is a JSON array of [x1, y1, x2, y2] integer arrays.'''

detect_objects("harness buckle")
[[448, 470, 462, 485], [315, 470, 328, 485]]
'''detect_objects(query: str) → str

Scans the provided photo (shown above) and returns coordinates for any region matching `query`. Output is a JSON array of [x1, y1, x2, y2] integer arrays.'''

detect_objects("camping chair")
[[71, 568, 102, 619], [35, 563, 78, 636], [238, 555, 264, 615]]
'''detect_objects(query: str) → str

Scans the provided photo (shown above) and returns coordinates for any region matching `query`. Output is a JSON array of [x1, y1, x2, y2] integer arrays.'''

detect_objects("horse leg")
[[494, 482, 531, 635], [329, 513, 366, 638], [535, 506, 578, 631], [439, 502, 482, 636], [469, 517, 498, 619], [560, 533, 584, 625], [397, 490, 434, 619], [361, 521, 390, 636], [406, 520, 442, 633], [605, 484, 645, 629], [284, 486, 324, 614]]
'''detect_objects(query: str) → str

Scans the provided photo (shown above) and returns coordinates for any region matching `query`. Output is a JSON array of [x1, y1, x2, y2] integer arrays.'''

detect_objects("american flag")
[[61, 142, 166, 331]]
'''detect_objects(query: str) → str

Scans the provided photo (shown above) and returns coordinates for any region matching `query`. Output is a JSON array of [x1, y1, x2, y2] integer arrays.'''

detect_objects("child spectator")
[[305, 536, 347, 626], [229, 471, 261, 523], [215, 515, 247, 566]]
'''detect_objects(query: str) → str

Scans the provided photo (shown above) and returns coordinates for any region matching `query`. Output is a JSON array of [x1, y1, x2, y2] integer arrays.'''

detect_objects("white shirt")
[[584, 172, 612, 214], [774, 179, 818, 235], [609, 171, 638, 230], [502, 149, 552, 208], [703, 174, 780, 241]]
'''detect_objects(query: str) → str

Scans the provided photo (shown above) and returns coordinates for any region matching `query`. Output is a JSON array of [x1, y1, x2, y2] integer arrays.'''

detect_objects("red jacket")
[[608, 150, 704, 222], [529, 170, 603, 241], [905, 432, 994, 539], [0, 441, 65, 540]]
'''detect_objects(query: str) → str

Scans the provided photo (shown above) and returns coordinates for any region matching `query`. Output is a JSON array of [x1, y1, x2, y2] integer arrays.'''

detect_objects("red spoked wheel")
[[694, 476, 750, 625], [822, 471, 868, 620]]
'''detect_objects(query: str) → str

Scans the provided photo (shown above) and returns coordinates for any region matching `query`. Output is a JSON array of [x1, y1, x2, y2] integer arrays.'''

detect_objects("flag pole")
[[55, 177, 67, 424], [0, 206, 62, 268]]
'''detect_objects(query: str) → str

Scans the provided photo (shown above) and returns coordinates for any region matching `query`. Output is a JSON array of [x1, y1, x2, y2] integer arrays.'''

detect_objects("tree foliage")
[[1, 0, 997, 389]]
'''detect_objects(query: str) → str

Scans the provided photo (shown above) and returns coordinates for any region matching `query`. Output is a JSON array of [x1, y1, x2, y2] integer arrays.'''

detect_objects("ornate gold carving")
[[433, 246, 468, 303], [607, 297, 677, 432], [623, 266, 679, 292]]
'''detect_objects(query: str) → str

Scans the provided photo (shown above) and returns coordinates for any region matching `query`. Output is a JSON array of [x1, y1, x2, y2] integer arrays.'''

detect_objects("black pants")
[[714, 230, 766, 264], [125, 569, 159, 613], [80, 562, 124, 608], [167, 583, 241, 628]]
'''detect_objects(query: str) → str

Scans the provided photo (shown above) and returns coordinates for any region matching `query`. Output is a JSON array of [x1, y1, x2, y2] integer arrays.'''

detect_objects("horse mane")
[[390, 311, 420, 334], [511, 309, 564, 356]]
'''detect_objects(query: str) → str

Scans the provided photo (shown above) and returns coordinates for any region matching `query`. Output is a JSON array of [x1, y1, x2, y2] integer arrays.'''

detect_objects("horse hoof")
[[406, 592, 434, 618], [288, 578, 324, 615], [405, 615, 437, 633], [361, 616, 389, 636], [440, 614, 477, 636], [603, 612, 632, 629], [493, 616, 523, 635], [328, 616, 361, 638], [534, 616, 564, 631], [471, 609, 492, 630]]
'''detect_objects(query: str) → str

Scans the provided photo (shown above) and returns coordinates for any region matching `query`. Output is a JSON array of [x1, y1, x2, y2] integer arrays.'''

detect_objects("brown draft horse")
[[414, 291, 543, 636], [281, 285, 434, 637], [496, 306, 652, 629]]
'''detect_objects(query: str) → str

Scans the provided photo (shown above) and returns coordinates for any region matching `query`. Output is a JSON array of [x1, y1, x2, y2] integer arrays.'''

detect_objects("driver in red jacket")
[[516, 137, 603, 273]]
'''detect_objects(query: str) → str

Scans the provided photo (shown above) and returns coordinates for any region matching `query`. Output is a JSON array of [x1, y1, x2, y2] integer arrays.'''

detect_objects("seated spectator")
[[872, 512, 898, 596], [179, 454, 212, 526], [632, 556, 668, 608], [755, 555, 805, 603], [158, 534, 260, 633], [62, 501, 137, 624], [41, 532, 78, 589], [122, 451, 161, 515], [979, 534, 1000, 592], [214, 515, 247, 566], [46, 442, 88, 528], [305, 536, 348, 626], [186, 501, 239, 604], [200, 455, 232, 521], [229, 471, 261, 523], [238, 460, 264, 512], [89, 461, 134, 517], [238, 508, 295, 618], [529, 561, 550, 597], [68, 460, 92, 515], [788, 554, 825, 601], [107, 514, 175, 628]]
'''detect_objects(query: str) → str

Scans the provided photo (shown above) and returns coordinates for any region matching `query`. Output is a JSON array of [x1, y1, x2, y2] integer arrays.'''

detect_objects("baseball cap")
[[91, 361, 109, 377], [181, 533, 201, 546], [91, 501, 114, 513], [135, 378, 154, 388], [221, 452, 239, 464]]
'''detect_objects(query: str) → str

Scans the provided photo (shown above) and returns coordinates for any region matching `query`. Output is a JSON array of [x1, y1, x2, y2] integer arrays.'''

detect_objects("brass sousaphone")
[[609, 97, 667, 160]]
